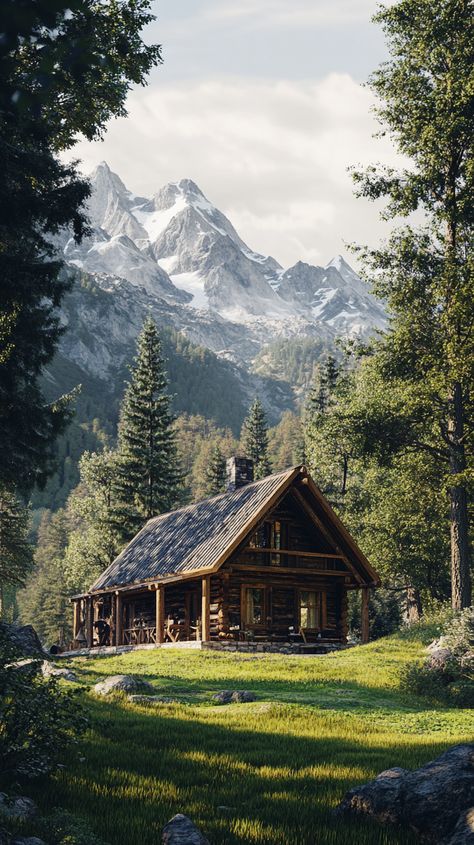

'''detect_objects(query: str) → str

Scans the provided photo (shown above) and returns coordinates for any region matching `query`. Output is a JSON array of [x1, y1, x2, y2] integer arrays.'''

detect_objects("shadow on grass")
[[28, 695, 460, 845]]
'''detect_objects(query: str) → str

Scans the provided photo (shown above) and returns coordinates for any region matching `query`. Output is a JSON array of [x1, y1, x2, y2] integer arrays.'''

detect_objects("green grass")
[[29, 627, 473, 845]]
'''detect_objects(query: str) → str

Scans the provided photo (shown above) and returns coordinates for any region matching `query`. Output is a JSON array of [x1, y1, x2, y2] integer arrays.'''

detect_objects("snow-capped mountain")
[[67, 161, 387, 340]]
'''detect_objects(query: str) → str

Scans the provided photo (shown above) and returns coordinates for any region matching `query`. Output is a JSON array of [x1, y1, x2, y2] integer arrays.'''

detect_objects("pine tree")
[[203, 444, 227, 496], [17, 508, 71, 645], [0, 0, 161, 493], [241, 398, 272, 480], [0, 489, 33, 617], [115, 318, 182, 542]]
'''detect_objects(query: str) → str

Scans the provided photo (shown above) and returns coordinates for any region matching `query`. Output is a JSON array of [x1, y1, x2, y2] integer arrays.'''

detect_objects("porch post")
[[86, 596, 93, 648], [201, 576, 210, 642], [72, 600, 80, 642], [361, 587, 370, 644], [115, 592, 123, 646], [155, 585, 164, 644]]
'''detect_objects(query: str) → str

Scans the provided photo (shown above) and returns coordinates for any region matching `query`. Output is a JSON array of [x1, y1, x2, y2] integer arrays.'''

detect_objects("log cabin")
[[71, 459, 380, 651]]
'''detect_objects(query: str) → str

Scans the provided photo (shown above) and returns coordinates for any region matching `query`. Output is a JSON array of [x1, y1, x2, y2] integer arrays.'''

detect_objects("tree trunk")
[[406, 586, 422, 623], [447, 382, 471, 609]]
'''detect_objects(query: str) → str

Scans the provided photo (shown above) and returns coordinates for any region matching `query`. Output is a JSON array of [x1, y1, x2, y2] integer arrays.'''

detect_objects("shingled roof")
[[90, 466, 300, 593]]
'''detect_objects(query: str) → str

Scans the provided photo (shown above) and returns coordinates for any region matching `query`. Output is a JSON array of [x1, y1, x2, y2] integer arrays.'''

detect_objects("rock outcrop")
[[337, 744, 474, 843]]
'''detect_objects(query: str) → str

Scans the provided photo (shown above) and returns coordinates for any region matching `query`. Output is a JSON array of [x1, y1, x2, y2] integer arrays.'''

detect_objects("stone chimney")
[[226, 456, 254, 492]]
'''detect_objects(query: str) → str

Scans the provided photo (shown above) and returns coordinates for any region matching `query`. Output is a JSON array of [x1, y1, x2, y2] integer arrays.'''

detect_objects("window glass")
[[300, 590, 319, 628], [245, 587, 264, 624]]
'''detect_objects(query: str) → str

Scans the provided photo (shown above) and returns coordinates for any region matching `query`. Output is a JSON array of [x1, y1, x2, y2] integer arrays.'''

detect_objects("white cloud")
[[66, 73, 401, 268], [202, 0, 379, 27]]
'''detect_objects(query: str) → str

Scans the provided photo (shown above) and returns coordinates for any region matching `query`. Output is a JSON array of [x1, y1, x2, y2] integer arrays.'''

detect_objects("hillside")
[[29, 628, 473, 845]]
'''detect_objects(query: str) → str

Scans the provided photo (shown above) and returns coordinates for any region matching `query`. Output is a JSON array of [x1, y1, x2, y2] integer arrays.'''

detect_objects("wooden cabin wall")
[[214, 563, 348, 641]]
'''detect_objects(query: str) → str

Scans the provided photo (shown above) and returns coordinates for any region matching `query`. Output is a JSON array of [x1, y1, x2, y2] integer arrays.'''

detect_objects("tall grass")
[[29, 629, 473, 845]]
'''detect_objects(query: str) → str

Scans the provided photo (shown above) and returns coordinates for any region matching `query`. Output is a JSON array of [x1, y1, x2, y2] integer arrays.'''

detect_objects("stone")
[[427, 647, 453, 669], [128, 694, 177, 704], [12, 838, 46, 845], [447, 808, 474, 845], [337, 744, 474, 843], [0, 623, 44, 657], [92, 674, 153, 696], [212, 690, 257, 704], [0, 795, 38, 822], [162, 813, 209, 845], [41, 661, 77, 682], [230, 691, 257, 703]]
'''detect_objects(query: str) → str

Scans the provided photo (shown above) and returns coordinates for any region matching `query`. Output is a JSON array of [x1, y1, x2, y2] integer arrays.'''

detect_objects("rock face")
[[162, 814, 209, 845], [337, 744, 474, 843], [212, 690, 257, 704], [93, 675, 153, 696], [0, 623, 44, 657]]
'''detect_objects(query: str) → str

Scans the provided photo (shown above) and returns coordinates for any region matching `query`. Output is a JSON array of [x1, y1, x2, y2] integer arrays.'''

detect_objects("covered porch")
[[71, 573, 370, 650]]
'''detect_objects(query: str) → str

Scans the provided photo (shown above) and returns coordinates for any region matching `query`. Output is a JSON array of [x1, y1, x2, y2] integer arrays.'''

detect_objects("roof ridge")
[[145, 464, 302, 526]]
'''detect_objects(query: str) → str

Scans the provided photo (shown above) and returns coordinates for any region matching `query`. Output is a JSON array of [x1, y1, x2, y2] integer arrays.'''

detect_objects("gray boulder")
[[162, 814, 209, 845], [0, 795, 38, 822], [337, 744, 474, 842], [212, 690, 257, 704], [0, 623, 44, 657], [93, 674, 153, 696], [447, 808, 474, 844], [41, 661, 77, 682]]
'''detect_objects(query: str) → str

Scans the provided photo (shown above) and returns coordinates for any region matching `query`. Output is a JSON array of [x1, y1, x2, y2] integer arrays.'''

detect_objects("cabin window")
[[243, 587, 265, 625], [299, 590, 326, 629]]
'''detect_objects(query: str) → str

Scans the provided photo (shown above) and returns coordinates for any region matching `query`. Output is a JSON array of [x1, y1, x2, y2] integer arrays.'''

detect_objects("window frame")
[[241, 583, 268, 628], [298, 589, 327, 631]]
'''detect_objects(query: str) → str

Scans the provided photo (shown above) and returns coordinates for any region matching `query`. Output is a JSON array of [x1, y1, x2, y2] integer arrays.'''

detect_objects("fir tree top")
[[241, 397, 272, 480]]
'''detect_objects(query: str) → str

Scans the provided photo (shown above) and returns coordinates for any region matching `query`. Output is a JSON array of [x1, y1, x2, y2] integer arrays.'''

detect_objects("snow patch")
[[171, 271, 208, 309], [133, 197, 187, 242]]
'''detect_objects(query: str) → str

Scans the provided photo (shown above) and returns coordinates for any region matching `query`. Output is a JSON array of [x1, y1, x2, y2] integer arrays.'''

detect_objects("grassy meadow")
[[30, 624, 473, 845]]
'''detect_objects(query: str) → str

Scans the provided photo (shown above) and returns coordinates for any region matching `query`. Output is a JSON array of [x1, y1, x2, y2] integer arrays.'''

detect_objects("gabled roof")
[[89, 465, 380, 593]]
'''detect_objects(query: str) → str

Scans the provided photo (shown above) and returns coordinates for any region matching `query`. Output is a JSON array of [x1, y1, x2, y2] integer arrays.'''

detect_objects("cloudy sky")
[[68, 0, 400, 269]]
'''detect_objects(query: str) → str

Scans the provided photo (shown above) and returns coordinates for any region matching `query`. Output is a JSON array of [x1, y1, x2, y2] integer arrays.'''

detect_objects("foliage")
[[28, 634, 472, 845], [0, 489, 33, 600], [241, 397, 272, 480], [348, 588, 402, 641], [400, 608, 474, 707], [115, 318, 183, 542], [64, 450, 122, 594], [252, 336, 330, 397], [17, 509, 74, 646], [0, 632, 86, 781], [203, 444, 227, 497], [38, 809, 109, 845], [350, 0, 474, 608], [175, 414, 238, 502], [267, 411, 305, 471], [0, 0, 160, 492], [305, 354, 452, 610]]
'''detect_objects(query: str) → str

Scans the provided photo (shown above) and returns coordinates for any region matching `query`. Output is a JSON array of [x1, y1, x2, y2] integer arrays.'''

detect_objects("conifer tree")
[[241, 398, 272, 480], [115, 318, 182, 542], [0, 489, 33, 617], [203, 444, 227, 497]]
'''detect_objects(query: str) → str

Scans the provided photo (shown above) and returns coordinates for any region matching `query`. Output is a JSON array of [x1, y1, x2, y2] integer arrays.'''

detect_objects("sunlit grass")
[[28, 627, 473, 845]]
